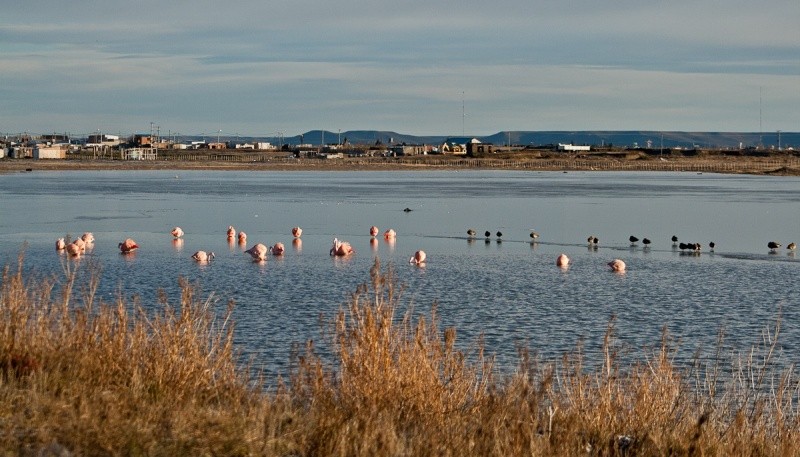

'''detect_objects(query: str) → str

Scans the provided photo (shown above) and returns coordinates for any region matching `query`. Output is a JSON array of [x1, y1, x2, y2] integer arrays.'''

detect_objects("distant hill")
[[175, 130, 797, 150]]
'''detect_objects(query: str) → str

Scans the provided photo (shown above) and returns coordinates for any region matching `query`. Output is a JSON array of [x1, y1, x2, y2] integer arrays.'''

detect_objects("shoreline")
[[2, 154, 800, 175]]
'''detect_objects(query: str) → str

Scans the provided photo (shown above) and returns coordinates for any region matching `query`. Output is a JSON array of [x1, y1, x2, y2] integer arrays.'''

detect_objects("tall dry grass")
[[1, 254, 799, 455]]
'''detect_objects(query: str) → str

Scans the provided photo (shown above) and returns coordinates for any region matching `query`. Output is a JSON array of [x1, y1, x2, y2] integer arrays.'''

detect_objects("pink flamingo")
[[330, 238, 355, 256], [291, 227, 303, 238], [118, 238, 139, 253], [271, 242, 286, 255], [72, 238, 86, 253], [245, 243, 268, 261], [383, 229, 396, 240], [556, 253, 570, 268], [369, 226, 380, 237], [65, 243, 82, 257], [608, 259, 626, 272], [409, 250, 427, 265], [171, 227, 184, 238], [227, 225, 236, 239], [192, 251, 215, 262], [238, 231, 247, 244], [81, 232, 95, 244], [55, 238, 66, 251]]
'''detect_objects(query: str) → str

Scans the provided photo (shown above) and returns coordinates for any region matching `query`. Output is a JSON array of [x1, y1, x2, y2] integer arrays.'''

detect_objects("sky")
[[2, 1, 798, 137]]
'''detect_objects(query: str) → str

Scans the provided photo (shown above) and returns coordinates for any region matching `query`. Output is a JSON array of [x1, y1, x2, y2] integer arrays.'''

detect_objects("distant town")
[[1, 129, 797, 161]]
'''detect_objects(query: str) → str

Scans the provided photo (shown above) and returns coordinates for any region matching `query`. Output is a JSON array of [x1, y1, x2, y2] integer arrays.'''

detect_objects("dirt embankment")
[[2, 151, 799, 175]]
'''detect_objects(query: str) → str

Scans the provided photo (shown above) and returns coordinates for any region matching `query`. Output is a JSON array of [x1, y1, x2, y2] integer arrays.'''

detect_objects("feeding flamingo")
[[556, 253, 570, 268], [118, 238, 138, 253], [271, 242, 286, 256], [245, 243, 268, 261], [370, 226, 380, 237], [292, 227, 303, 238], [330, 238, 355, 256], [191, 251, 215, 262], [65, 243, 82, 257], [81, 232, 95, 244], [227, 226, 236, 238], [409, 250, 427, 265], [55, 238, 66, 251], [171, 227, 184, 238], [238, 231, 247, 244], [72, 238, 86, 253], [383, 229, 396, 240], [608, 259, 626, 272]]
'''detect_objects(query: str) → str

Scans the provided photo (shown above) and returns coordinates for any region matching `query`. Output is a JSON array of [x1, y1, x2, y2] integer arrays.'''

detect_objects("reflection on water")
[[0, 170, 798, 377]]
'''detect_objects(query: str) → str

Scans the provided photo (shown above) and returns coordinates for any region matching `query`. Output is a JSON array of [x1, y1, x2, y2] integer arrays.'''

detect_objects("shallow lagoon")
[[0, 170, 798, 376]]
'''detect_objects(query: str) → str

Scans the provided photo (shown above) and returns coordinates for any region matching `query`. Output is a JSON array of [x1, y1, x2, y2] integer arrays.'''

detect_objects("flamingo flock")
[[53, 225, 796, 275]]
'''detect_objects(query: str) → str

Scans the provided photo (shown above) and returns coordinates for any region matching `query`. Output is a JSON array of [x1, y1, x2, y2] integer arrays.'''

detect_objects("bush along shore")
[[1, 254, 799, 455]]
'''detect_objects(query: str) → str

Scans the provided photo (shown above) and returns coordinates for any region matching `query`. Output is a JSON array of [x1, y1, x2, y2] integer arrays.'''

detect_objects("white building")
[[33, 144, 67, 159], [558, 143, 591, 152]]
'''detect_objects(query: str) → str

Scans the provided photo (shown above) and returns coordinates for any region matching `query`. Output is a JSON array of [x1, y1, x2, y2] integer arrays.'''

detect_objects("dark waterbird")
[[671, 235, 678, 243], [403, 207, 412, 212], [768, 241, 781, 251], [642, 238, 651, 247], [467, 229, 476, 237], [484, 230, 491, 238], [587, 235, 598, 245], [530, 231, 540, 241], [629, 236, 639, 244], [709, 241, 715, 251]]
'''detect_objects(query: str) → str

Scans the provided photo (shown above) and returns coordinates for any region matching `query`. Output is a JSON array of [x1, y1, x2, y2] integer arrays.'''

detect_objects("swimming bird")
[[191, 251, 215, 262], [370, 226, 380, 237], [403, 207, 412, 212], [642, 238, 651, 248], [238, 231, 247, 244], [292, 227, 303, 238], [496, 231, 503, 241], [768, 241, 781, 251], [55, 238, 66, 251], [271, 242, 286, 256], [671, 235, 678, 244], [587, 235, 598, 245], [629, 236, 639, 244], [467, 228, 476, 238], [118, 238, 138, 253], [227, 226, 236, 238], [484, 230, 491, 239], [530, 231, 540, 240], [245, 243, 268, 261], [608, 259, 626, 272], [409, 250, 427, 265], [330, 238, 354, 256], [556, 253, 570, 268], [171, 227, 184, 238], [383, 229, 396, 240], [788, 242, 797, 251], [709, 241, 715, 251], [81, 232, 95, 244]]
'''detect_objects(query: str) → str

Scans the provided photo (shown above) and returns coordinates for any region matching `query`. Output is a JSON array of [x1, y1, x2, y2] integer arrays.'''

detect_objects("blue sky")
[[2, 1, 798, 137]]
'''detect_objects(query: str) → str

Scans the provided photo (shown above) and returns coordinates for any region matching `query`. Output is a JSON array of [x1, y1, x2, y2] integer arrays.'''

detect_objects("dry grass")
[[1, 254, 799, 455]]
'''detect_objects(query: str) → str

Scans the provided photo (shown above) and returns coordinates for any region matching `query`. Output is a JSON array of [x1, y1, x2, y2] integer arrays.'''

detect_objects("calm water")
[[1, 170, 798, 377]]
